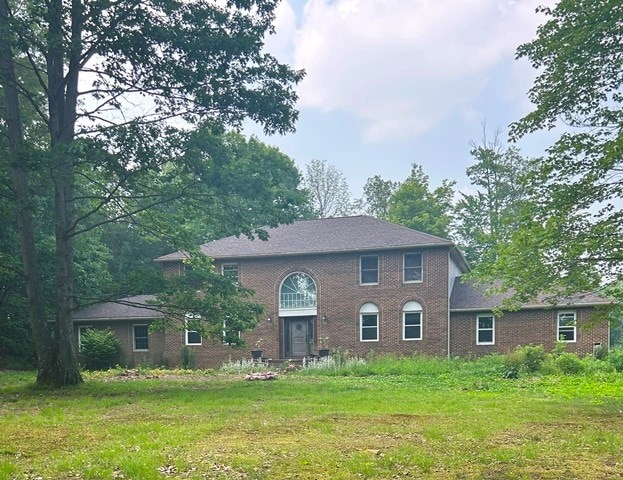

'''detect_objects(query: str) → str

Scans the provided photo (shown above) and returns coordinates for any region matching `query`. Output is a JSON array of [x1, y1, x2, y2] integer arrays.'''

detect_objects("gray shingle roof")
[[73, 295, 164, 321], [450, 278, 612, 311], [156, 215, 460, 263]]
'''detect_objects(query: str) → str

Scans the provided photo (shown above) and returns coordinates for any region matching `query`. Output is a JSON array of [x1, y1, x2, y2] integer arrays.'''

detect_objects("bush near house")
[[80, 328, 121, 370]]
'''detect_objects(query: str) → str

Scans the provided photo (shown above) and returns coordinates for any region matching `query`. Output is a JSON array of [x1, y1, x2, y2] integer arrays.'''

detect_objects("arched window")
[[403, 301, 422, 340], [280, 272, 317, 310], [360, 302, 379, 342]]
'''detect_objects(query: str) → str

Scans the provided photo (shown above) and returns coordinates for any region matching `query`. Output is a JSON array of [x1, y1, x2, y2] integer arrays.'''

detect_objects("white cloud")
[[292, 0, 550, 142]]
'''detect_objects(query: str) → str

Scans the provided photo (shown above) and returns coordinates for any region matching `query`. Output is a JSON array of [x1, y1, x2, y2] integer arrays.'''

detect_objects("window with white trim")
[[185, 314, 202, 345], [360, 255, 379, 285], [403, 301, 422, 340], [476, 315, 495, 345], [557, 311, 576, 342], [221, 263, 239, 284], [133, 324, 149, 351], [360, 303, 379, 342], [403, 253, 423, 283], [78, 325, 91, 352], [222, 320, 241, 345]]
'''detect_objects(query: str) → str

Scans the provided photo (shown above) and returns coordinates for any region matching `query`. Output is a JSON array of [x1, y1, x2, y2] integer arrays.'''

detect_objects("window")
[[280, 272, 317, 309], [185, 314, 202, 345], [78, 325, 91, 351], [221, 263, 239, 284], [133, 324, 149, 351], [360, 255, 379, 285], [557, 311, 576, 342], [360, 303, 379, 342], [403, 301, 422, 340], [477, 315, 495, 345], [403, 253, 423, 283], [222, 320, 241, 345]]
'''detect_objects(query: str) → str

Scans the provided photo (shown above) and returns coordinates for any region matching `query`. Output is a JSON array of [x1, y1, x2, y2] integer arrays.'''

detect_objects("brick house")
[[73, 216, 611, 367]]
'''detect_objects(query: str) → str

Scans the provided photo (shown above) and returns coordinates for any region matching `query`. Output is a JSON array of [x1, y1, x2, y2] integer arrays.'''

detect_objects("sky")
[[244, 0, 558, 199]]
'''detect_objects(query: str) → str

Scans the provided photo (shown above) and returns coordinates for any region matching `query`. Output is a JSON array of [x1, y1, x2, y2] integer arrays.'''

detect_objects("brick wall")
[[161, 246, 452, 367], [449, 307, 609, 358], [74, 320, 166, 367]]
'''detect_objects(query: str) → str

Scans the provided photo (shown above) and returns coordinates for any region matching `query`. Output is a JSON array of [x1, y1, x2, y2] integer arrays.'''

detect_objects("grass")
[[1, 356, 623, 479]]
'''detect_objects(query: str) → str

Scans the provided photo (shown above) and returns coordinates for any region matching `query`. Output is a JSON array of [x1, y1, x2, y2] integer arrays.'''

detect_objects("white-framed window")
[[360, 303, 379, 342], [185, 314, 202, 345], [360, 255, 379, 285], [403, 253, 423, 283], [280, 272, 317, 309], [133, 324, 149, 351], [78, 325, 91, 352], [476, 314, 495, 345], [403, 301, 423, 340], [557, 311, 576, 342], [222, 320, 241, 345], [221, 263, 239, 284]]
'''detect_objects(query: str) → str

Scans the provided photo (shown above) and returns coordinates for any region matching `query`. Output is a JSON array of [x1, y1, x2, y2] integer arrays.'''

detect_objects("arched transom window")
[[280, 272, 317, 310]]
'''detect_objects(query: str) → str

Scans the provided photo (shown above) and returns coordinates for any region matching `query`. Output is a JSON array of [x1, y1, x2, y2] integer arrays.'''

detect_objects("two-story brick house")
[[74, 216, 611, 367]]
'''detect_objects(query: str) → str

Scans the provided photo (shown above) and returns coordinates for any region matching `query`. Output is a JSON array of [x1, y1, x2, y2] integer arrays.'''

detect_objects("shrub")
[[80, 328, 121, 370], [180, 346, 195, 369], [503, 345, 547, 378], [554, 352, 584, 375], [608, 347, 623, 372]]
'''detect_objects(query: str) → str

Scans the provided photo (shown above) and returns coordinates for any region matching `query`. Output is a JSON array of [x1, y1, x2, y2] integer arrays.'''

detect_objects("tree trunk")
[[0, 0, 58, 381]]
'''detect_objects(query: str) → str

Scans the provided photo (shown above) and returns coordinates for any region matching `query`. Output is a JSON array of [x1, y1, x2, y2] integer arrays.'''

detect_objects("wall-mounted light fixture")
[[321, 315, 328, 325]]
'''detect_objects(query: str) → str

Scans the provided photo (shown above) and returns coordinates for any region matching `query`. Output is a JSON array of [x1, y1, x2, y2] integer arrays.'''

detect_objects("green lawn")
[[1, 358, 623, 479]]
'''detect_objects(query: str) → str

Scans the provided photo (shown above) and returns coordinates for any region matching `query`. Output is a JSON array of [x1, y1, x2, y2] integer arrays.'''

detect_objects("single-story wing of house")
[[73, 216, 611, 368]]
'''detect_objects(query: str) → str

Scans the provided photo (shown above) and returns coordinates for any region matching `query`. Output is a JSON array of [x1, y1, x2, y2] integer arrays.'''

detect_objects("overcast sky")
[[245, 0, 557, 198]]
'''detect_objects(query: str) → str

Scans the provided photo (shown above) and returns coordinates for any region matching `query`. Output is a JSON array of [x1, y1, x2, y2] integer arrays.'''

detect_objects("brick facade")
[[162, 246, 453, 367], [449, 308, 609, 358]]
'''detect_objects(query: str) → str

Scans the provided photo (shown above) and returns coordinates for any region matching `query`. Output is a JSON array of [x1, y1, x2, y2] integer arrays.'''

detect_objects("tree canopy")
[[0, 0, 304, 384], [303, 159, 354, 218], [474, 0, 623, 306]]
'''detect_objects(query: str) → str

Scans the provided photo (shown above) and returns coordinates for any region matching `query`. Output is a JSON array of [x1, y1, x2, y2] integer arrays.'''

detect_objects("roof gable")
[[157, 216, 464, 265]]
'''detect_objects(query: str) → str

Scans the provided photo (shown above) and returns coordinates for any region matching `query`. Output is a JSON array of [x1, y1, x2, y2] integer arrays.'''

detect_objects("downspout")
[[447, 251, 451, 359]]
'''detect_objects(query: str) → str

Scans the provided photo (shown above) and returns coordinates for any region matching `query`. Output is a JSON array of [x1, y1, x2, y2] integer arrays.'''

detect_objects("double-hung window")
[[476, 315, 495, 345], [133, 324, 149, 351], [557, 311, 576, 342], [360, 303, 379, 341], [403, 253, 423, 283], [221, 263, 239, 285], [185, 314, 202, 345], [360, 255, 379, 285], [403, 301, 423, 340]]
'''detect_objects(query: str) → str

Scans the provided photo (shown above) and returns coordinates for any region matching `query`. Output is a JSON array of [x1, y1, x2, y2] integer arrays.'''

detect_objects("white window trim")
[[360, 255, 379, 286], [403, 252, 423, 284], [221, 263, 239, 284], [133, 324, 149, 352], [476, 314, 495, 345], [222, 320, 241, 345], [359, 303, 379, 342], [185, 315, 202, 346], [557, 310, 577, 343], [403, 309, 423, 341], [78, 325, 91, 352]]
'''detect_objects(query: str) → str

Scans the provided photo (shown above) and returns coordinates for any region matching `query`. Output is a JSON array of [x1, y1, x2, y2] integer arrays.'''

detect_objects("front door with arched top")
[[279, 272, 317, 358]]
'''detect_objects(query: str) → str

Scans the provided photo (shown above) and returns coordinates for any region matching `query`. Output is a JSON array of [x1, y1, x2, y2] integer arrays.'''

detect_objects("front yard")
[[1, 355, 623, 479]]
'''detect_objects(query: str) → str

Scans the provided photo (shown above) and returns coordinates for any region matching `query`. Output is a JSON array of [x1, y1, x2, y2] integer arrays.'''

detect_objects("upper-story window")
[[403, 253, 423, 283], [280, 272, 317, 309], [360, 255, 379, 285], [221, 263, 239, 284], [557, 311, 576, 342]]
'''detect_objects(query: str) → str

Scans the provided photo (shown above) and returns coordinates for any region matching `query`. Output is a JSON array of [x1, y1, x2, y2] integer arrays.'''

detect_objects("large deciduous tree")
[[0, 0, 303, 385], [475, 0, 623, 305], [359, 175, 400, 220], [303, 159, 353, 218], [388, 164, 455, 238], [453, 130, 530, 266]]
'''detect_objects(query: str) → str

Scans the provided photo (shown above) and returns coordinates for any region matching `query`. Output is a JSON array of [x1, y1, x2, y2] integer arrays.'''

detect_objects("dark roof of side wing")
[[450, 278, 612, 311], [156, 216, 467, 269], [73, 295, 164, 320]]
